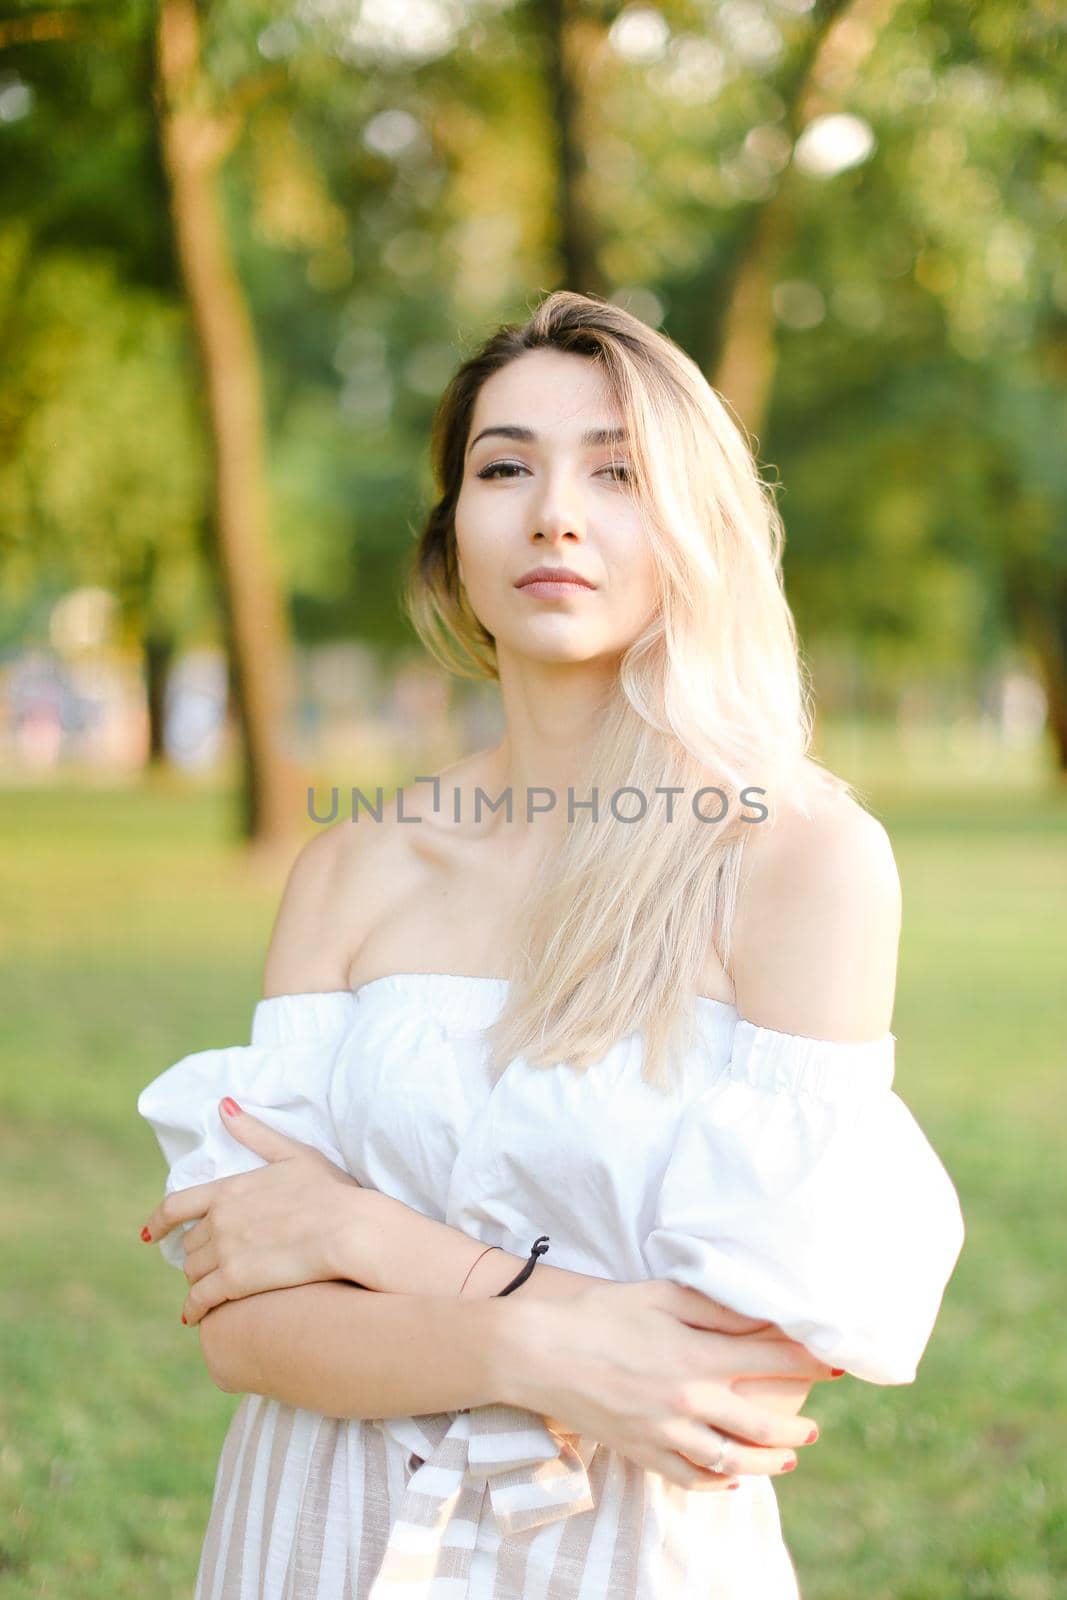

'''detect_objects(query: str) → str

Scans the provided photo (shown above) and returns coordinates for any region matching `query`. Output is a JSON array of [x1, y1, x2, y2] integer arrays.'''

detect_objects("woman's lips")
[[516, 578, 597, 597]]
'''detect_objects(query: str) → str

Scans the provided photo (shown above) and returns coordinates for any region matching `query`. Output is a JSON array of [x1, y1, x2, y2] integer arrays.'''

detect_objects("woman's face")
[[453, 348, 659, 666]]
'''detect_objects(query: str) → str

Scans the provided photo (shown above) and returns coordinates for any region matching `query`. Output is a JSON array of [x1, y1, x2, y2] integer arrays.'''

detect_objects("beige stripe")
[[263, 1409, 323, 1593], [490, 1506, 534, 1598], [467, 1409, 594, 1536], [196, 1394, 259, 1600], [388, 1440, 472, 1534], [284, 1416, 343, 1598], [488, 1450, 592, 1533], [545, 1442, 613, 1600], [236, 1400, 279, 1592], [368, 1477, 485, 1594], [471, 1403, 549, 1440], [605, 1458, 647, 1600], [213, 1391, 272, 1596], [355, 1423, 395, 1599], [316, 1430, 355, 1600], [259, 1405, 298, 1597], [432, 1541, 483, 1583]]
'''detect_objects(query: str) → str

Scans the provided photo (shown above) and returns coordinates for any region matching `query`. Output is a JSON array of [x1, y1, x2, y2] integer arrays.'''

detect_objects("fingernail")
[[805, 1427, 819, 1444], [140, 1225, 152, 1242], [780, 1457, 797, 1472], [221, 1097, 241, 1117], [831, 1368, 846, 1377], [727, 1481, 740, 1491], [181, 1313, 188, 1324]]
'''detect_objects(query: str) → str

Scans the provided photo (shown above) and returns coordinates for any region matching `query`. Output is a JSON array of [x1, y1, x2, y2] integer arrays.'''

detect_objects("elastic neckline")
[[345, 970, 739, 1036], [253, 976, 896, 1096]]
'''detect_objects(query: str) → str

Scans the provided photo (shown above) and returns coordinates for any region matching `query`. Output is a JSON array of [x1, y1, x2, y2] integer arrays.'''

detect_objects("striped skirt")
[[192, 1392, 803, 1599]]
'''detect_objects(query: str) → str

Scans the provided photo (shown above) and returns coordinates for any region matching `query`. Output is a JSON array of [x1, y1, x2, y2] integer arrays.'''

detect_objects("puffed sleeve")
[[641, 1020, 966, 1384], [136, 991, 356, 1270]]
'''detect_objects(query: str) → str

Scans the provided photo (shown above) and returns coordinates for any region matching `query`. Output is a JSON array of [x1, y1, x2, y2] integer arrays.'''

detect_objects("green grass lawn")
[[0, 770, 1064, 1599]]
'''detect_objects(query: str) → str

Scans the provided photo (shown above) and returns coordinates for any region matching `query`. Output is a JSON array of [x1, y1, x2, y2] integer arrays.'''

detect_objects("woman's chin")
[[497, 632, 624, 669]]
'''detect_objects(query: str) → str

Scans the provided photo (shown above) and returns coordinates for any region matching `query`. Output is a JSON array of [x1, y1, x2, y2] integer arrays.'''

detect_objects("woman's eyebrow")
[[466, 424, 627, 457]]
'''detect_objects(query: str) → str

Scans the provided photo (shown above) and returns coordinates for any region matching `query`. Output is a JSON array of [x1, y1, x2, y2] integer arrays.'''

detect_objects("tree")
[[154, 0, 303, 847]]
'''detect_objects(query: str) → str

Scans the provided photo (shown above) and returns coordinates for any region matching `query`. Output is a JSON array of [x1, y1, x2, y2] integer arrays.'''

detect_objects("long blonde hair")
[[403, 290, 855, 1093]]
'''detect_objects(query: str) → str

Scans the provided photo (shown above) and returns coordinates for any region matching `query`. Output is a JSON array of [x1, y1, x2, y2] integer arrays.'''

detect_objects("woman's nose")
[[530, 468, 588, 540]]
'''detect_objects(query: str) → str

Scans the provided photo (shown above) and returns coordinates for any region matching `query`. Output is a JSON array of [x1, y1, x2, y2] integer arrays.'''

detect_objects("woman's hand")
[[142, 1098, 392, 1325], [504, 1278, 837, 1492]]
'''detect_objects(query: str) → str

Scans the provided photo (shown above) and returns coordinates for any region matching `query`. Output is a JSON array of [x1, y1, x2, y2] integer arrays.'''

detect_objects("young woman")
[[138, 291, 966, 1599]]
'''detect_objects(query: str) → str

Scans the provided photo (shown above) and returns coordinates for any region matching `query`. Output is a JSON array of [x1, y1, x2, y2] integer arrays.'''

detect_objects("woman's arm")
[[193, 1167, 774, 1406], [199, 1280, 530, 1415], [342, 1189, 616, 1302]]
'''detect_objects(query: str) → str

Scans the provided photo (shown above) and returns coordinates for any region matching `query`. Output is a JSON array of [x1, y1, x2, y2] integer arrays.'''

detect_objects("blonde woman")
[[139, 291, 965, 1599]]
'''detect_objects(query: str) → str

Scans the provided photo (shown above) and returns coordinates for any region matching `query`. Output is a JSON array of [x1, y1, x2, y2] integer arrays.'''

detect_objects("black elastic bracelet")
[[494, 1235, 551, 1296]]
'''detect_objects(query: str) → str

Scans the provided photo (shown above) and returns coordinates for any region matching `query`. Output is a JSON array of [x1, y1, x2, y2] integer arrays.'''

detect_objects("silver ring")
[[705, 1428, 731, 1475]]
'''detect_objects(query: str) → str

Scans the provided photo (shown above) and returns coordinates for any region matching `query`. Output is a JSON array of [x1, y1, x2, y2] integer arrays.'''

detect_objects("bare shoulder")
[[730, 775, 901, 1041], [260, 806, 413, 999], [741, 774, 900, 917], [261, 821, 365, 998], [261, 747, 498, 998]]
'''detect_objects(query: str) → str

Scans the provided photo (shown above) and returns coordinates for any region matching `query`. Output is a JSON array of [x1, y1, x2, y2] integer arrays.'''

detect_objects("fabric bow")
[[367, 1403, 596, 1597]]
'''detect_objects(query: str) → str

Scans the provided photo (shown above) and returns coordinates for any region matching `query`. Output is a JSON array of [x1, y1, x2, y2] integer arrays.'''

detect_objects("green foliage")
[[0, 244, 212, 645], [0, 0, 1063, 675]]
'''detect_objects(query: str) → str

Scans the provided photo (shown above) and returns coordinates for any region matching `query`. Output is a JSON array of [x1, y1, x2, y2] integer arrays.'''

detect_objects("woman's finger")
[[672, 1381, 819, 1452], [621, 1436, 738, 1492], [665, 1284, 772, 1335], [670, 1420, 801, 1480], [181, 1217, 212, 1255], [143, 1178, 233, 1243], [182, 1238, 218, 1286], [698, 1331, 835, 1384], [182, 1267, 232, 1326], [217, 1100, 304, 1163]]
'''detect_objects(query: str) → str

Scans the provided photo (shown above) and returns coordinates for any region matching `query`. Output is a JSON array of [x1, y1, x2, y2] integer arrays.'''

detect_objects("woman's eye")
[[476, 461, 631, 482]]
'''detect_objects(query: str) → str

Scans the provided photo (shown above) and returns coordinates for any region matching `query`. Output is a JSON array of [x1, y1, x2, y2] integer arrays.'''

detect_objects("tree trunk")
[[538, 0, 607, 297], [144, 631, 173, 766], [708, 0, 898, 436], [711, 202, 794, 445], [153, 0, 302, 849], [1005, 575, 1067, 775]]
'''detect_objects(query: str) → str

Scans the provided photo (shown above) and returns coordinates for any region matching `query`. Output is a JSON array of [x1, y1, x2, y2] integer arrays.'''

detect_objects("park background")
[[0, 1, 1064, 1596]]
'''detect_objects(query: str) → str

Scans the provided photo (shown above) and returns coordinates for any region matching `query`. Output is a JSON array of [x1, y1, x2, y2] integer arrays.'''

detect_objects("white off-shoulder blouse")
[[137, 974, 966, 1600]]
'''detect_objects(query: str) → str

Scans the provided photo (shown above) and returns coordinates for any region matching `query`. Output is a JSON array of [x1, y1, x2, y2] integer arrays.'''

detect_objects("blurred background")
[[0, 1, 1064, 1596]]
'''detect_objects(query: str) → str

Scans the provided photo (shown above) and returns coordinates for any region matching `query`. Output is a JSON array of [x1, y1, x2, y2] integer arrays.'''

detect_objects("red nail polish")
[[181, 1313, 188, 1324], [727, 1481, 740, 1491], [830, 1368, 845, 1377], [221, 1096, 241, 1117], [780, 1458, 797, 1472], [805, 1427, 819, 1444], [140, 1225, 152, 1242]]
